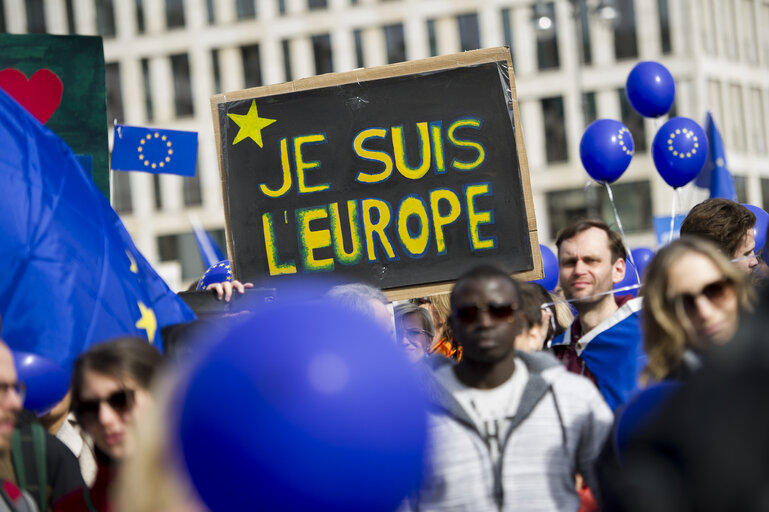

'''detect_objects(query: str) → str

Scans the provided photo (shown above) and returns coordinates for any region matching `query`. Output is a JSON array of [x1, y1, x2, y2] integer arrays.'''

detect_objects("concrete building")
[[2, 0, 769, 289]]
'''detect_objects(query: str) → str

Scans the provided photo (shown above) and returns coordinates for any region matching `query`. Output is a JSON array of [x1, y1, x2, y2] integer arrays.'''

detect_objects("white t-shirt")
[[435, 359, 528, 463]]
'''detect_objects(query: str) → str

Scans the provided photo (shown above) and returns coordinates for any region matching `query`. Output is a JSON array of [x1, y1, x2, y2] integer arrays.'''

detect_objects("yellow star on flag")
[[227, 100, 276, 147], [135, 301, 157, 344]]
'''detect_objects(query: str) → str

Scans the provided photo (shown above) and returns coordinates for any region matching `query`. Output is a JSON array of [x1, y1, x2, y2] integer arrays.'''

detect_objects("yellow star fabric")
[[135, 301, 157, 344], [228, 100, 276, 147]]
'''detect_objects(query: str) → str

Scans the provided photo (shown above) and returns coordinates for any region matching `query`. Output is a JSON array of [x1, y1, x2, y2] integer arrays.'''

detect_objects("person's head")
[[556, 219, 627, 305], [515, 282, 555, 351], [71, 337, 163, 461], [0, 341, 24, 453], [680, 199, 758, 272], [413, 295, 451, 348], [394, 303, 434, 363], [450, 266, 524, 365], [642, 237, 755, 381], [327, 283, 393, 340]]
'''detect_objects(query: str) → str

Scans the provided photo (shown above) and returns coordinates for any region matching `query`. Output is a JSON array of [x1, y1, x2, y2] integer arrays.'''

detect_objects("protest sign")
[[212, 47, 540, 299]]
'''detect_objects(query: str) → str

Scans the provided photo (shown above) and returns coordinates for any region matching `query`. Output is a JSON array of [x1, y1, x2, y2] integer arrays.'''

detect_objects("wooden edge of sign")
[[209, 98, 238, 278]]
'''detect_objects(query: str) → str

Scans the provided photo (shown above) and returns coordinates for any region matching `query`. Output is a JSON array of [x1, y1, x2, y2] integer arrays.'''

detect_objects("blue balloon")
[[630, 247, 655, 277], [12, 352, 69, 415], [176, 301, 428, 512], [626, 61, 676, 118], [613, 259, 640, 297], [652, 117, 709, 188], [580, 119, 634, 183], [533, 244, 559, 292], [743, 204, 769, 252], [614, 382, 680, 457], [196, 259, 232, 291]]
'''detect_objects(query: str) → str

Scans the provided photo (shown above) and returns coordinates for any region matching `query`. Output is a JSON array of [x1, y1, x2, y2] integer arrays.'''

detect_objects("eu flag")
[[0, 89, 195, 370], [111, 124, 198, 176], [694, 112, 737, 201]]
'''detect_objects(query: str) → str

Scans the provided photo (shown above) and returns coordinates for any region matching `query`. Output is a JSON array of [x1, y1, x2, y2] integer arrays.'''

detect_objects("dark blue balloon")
[[743, 204, 769, 252], [613, 259, 640, 297], [580, 119, 634, 183], [12, 352, 69, 414], [176, 300, 428, 512], [652, 117, 709, 188], [630, 247, 655, 277], [533, 244, 558, 292], [626, 61, 676, 118], [614, 381, 680, 457]]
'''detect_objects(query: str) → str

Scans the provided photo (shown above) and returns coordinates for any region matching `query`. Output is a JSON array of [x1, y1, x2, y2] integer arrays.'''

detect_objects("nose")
[[97, 401, 120, 428], [691, 294, 718, 323], [5, 388, 23, 412], [573, 259, 587, 275], [748, 254, 759, 269]]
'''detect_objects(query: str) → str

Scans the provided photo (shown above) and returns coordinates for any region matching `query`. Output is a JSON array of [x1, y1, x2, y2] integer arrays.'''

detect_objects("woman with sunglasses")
[[394, 303, 435, 364], [54, 337, 163, 512], [642, 237, 755, 382]]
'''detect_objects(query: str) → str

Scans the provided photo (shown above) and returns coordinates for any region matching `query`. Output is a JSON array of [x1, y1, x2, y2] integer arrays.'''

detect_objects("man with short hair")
[[550, 219, 644, 410], [407, 266, 612, 511], [680, 198, 759, 272]]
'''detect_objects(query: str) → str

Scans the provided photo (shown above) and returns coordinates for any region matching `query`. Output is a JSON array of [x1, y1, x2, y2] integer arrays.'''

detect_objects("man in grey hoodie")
[[407, 266, 612, 511]]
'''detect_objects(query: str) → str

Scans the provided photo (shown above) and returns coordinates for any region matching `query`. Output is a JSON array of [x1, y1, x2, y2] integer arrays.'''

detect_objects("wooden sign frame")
[[211, 47, 541, 301]]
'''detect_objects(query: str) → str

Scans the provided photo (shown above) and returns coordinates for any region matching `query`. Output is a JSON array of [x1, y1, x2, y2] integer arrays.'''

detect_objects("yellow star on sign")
[[135, 301, 157, 344], [227, 100, 276, 147]]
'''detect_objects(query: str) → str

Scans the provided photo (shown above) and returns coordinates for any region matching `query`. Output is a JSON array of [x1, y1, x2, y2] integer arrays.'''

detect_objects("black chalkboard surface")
[[212, 47, 541, 300]]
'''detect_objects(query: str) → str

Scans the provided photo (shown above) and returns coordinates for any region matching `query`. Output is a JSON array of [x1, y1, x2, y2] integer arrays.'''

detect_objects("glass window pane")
[[599, 181, 652, 232], [729, 83, 746, 152], [207, 0, 215, 23], [171, 53, 194, 117], [166, 0, 185, 29], [353, 29, 364, 68], [547, 187, 601, 236], [658, 0, 672, 54], [178, 232, 205, 281], [312, 34, 333, 75], [427, 19, 438, 57], [734, 175, 747, 203], [535, 3, 559, 70], [141, 58, 153, 121], [105, 62, 124, 124], [384, 23, 406, 64], [282, 40, 293, 81], [157, 234, 178, 262], [278, 0, 286, 15], [613, 0, 638, 60], [308, 0, 327, 8], [153, 174, 163, 210], [457, 13, 480, 52], [583, 91, 597, 125], [578, 4, 592, 65], [761, 178, 769, 208], [136, 0, 145, 33], [25, 0, 46, 33], [96, 0, 116, 37], [183, 170, 203, 207], [236, 0, 256, 18], [541, 96, 568, 163], [241, 44, 262, 88], [501, 8, 515, 68], [751, 88, 767, 155], [112, 171, 133, 213], [211, 49, 222, 94], [65, 0, 75, 34]]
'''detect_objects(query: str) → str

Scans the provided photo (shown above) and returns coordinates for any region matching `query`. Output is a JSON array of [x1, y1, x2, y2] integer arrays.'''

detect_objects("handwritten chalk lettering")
[[259, 134, 331, 198]]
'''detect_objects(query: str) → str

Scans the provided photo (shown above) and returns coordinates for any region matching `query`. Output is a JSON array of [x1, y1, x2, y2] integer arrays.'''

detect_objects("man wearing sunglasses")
[[404, 266, 612, 511], [550, 219, 644, 411]]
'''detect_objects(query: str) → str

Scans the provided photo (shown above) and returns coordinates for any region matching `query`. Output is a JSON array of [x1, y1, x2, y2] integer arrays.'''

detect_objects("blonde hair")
[[641, 237, 754, 383]]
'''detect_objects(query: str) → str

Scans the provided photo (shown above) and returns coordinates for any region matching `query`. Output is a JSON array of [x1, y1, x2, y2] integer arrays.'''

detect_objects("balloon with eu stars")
[[580, 119, 635, 184], [652, 117, 709, 189], [625, 61, 676, 118], [175, 298, 429, 512], [196, 259, 233, 291]]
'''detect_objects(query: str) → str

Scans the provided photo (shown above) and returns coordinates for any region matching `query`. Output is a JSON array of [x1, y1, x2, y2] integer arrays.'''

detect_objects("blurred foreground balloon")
[[176, 301, 428, 512], [625, 61, 676, 118], [743, 204, 769, 252], [630, 247, 654, 277], [652, 117, 708, 188], [614, 247, 655, 297], [614, 381, 680, 458], [12, 351, 69, 415], [580, 119, 634, 183], [533, 244, 559, 292]]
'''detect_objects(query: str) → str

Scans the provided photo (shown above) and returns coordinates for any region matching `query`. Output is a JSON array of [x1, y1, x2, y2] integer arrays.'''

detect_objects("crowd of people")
[[0, 197, 767, 511]]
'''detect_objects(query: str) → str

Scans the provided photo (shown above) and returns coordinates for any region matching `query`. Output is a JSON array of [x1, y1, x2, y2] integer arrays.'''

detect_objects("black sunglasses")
[[673, 277, 734, 316], [75, 389, 136, 423], [454, 303, 516, 324]]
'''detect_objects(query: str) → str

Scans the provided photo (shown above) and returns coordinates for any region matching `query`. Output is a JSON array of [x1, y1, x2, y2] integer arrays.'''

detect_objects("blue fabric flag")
[[111, 124, 198, 177], [694, 112, 737, 201], [190, 215, 225, 269], [0, 89, 195, 370]]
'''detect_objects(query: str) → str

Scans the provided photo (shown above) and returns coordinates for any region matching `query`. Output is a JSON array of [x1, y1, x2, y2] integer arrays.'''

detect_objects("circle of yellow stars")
[[202, 261, 233, 290], [137, 132, 174, 170], [618, 127, 634, 156], [667, 128, 699, 159]]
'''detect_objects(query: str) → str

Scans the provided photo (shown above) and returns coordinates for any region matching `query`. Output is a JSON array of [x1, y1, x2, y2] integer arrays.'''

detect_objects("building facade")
[[2, 0, 769, 289]]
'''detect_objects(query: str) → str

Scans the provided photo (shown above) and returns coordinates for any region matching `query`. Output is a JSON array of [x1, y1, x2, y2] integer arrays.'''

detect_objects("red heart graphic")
[[0, 68, 63, 124]]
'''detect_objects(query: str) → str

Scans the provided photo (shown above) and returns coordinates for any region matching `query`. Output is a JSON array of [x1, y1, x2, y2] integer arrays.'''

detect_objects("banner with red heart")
[[0, 68, 63, 124]]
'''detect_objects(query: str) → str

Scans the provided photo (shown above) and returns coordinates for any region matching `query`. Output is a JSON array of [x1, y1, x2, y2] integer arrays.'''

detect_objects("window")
[[751, 88, 767, 155], [578, 5, 592, 65], [541, 96, 568, 163], [136, 0, 146, 33], [95, 0, 115, 37], [312, 34, 333, 75], [722, 0, 737, 59], [282, 40, 292, 81], [65, 0, 75, 33], [157, 233, 207, 281], [763, 2, 769, 64], [536, 3, 559, 70], [501, 8, 514, 67], [761, 178, 769, 208], [112, 171, 133, 213], [278, 0, 286, 15], [166, 0, 185, 29], [457, 13, 480, 51], [241, 44, 262, 88], [734, 175, 747, 203], [211, 49, 222, 94], [105, 63, 124, 124], [546, 181, 652, 237], [384, 24, 406, 64], [353, 29, 364, 68], [236, 0, 256, 18], [583, 92, 597, 125], [742, 0, 757, 62], [207, 0, 215, 23], [707, 79, 724, 124], [183, 169, 203, 207], [171, 53, 194, 117], [427, 19, 438, 57], [153, 174, 163, 210], [308, 0, 327, 8], [614, 0, 638, 60], [658, 0, 672, 54], [157, 234, 177, 261], [619, 88, 646, 152], [141, 58, 153, 121], [729, 83, 746, 152], [701, 0, 717, 55], [25, 0, 46, 33]]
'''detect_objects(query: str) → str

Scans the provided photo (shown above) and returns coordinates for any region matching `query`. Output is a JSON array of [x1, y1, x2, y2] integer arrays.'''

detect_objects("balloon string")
[[542, 283, 641, 309], [668, 188, 677, 245], [604, 182, 640, 285]]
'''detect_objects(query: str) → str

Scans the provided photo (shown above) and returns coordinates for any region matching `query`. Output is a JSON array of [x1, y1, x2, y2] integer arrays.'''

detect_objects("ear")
[[612, 257, 626, 285]]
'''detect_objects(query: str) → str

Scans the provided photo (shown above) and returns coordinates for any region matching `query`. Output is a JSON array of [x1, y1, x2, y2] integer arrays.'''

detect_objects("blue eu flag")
[[0, 89, 195, 370], [694, 112, 737, 201], [111, 124, 198, 176]]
